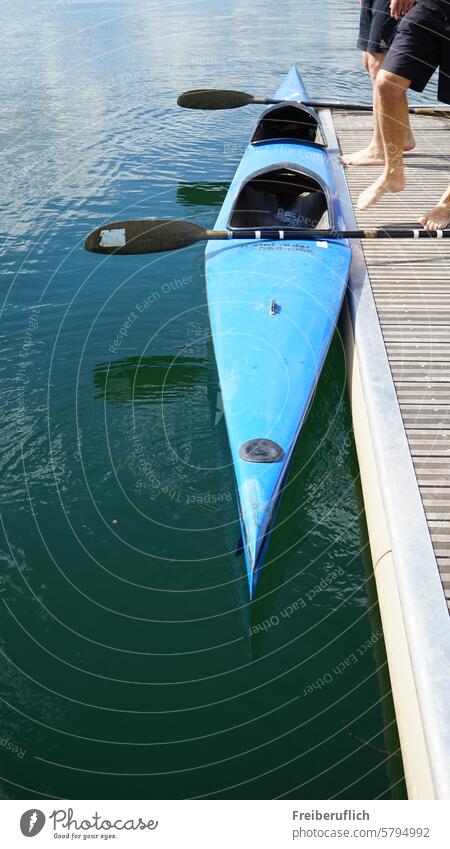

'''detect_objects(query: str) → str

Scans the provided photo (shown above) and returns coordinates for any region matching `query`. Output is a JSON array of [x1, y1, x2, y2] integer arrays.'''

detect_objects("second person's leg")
[[357, 70, 411, 209], [342, 0, 414, 166]]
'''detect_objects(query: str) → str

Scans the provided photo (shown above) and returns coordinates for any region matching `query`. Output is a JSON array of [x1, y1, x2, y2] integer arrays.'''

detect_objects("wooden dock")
[[334, 111, 450, 611], [325, 108, 450, 797]]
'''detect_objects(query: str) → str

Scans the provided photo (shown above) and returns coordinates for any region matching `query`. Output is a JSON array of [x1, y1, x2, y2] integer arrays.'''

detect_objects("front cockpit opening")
[[228, 168, 330, 231], [251, 105, 323, 145]]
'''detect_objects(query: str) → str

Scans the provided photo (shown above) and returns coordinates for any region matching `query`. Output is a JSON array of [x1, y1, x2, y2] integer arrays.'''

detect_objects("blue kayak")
[[205, 65, 351, 599]]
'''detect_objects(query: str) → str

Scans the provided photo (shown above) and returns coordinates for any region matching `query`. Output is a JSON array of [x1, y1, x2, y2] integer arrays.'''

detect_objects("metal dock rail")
[[323, 110, 450, 800]]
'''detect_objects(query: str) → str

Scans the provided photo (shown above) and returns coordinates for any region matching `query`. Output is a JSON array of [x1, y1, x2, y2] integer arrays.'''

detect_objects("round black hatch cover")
[[239, 439, 284, 463]]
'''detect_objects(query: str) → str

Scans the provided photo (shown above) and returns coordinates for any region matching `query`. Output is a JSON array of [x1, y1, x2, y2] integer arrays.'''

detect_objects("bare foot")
[[341, 146, 385, 166], [418, 202, 450, 230], [342, 133, 416, 167], [357, 172, 406, 210]]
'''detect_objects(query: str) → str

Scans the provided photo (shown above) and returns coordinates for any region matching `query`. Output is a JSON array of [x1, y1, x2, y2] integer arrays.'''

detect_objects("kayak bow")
[[204, 65, 352, 598]]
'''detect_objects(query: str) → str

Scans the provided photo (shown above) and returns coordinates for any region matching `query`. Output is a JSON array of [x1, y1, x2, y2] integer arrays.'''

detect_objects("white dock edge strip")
[[323, 111, 450, 800], [343, 300, 434, 798]]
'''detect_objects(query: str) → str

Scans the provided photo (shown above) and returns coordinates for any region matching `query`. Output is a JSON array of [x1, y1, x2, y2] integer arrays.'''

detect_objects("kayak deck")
[[205, 66, 351, 597]]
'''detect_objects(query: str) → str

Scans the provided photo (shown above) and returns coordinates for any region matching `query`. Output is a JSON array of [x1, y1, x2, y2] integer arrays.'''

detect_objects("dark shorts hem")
[[381, 2, 450, 104], [357, 37, 392, 54], [358, 0, 398, 55]]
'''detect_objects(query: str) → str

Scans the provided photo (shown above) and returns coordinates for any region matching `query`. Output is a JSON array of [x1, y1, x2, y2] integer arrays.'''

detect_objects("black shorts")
[[357, 0, 398, 53], [382, 1, 450, 103]]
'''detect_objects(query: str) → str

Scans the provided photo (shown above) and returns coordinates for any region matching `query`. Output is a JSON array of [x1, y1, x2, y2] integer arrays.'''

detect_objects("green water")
[[0, 0, 423, 799]]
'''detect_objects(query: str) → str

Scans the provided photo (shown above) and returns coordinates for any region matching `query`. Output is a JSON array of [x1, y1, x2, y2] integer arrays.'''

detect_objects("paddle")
[[84, 219, 450, 255], [177, 88, 450, 117]]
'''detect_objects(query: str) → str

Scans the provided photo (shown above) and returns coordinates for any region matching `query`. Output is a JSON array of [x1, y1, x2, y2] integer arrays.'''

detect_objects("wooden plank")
[[402, 408, 450, 429], [436, 558, 450, 568], [366, 251, 450, 257], [368, 261, 450, 269], [423, 508, 450, 521], [421, 487, 450, 504], [371, 271, 450, 277], [377, 295, 450, 304], [336, 116, 450, 124], [395, 383, 450, 403], [378, 317, 450, 328], [378, 311, 450, 323], [429, 541, 450, 551], [376, 296, 450, 305], [391, 363, 450, 381], [415, 471, 450, 487], [427, 523, 450, 534], [372, 282, 450, 290], [414, 454, 450, 467], [386, 344, 450, 362], [382, 326, 450, 340], [407, 430, 450, 457], [401, 412, 450, 433]]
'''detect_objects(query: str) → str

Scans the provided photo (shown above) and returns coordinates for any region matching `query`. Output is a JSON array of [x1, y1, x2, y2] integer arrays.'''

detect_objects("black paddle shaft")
[[84, 219, 450, 255], [207, 227, 450, 241]]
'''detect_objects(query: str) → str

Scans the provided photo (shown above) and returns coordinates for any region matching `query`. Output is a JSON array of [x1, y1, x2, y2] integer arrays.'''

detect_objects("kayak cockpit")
[[228, 167, 330, 230], [251, 104, 324, 146]]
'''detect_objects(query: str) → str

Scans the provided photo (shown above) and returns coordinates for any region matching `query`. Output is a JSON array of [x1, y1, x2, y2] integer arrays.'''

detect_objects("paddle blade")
[[177, 89, 255, 110], [84, 219, 207, 255]]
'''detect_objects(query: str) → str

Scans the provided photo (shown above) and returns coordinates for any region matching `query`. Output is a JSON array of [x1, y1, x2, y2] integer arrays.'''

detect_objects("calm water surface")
[[0, 0, 422, 799]]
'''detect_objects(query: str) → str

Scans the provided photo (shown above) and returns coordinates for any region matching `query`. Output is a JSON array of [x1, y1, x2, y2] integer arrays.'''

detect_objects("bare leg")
[[357, 71, 411, 210], [342, 54, 415, 167], [419, 183, 450, 230]]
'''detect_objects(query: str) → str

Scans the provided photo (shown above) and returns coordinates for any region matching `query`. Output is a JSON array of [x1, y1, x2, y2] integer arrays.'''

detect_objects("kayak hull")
[[205, 66, 351, 598]]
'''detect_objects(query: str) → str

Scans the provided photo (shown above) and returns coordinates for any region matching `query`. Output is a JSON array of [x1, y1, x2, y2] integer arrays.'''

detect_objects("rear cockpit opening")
[[228, 168, 330, 231], [251, 105, 324, 145]]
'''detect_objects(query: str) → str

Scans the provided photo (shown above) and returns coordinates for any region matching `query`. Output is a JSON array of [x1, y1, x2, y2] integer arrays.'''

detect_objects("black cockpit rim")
[[251, 103, 325, 147], [227, 163, 333, 232]]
